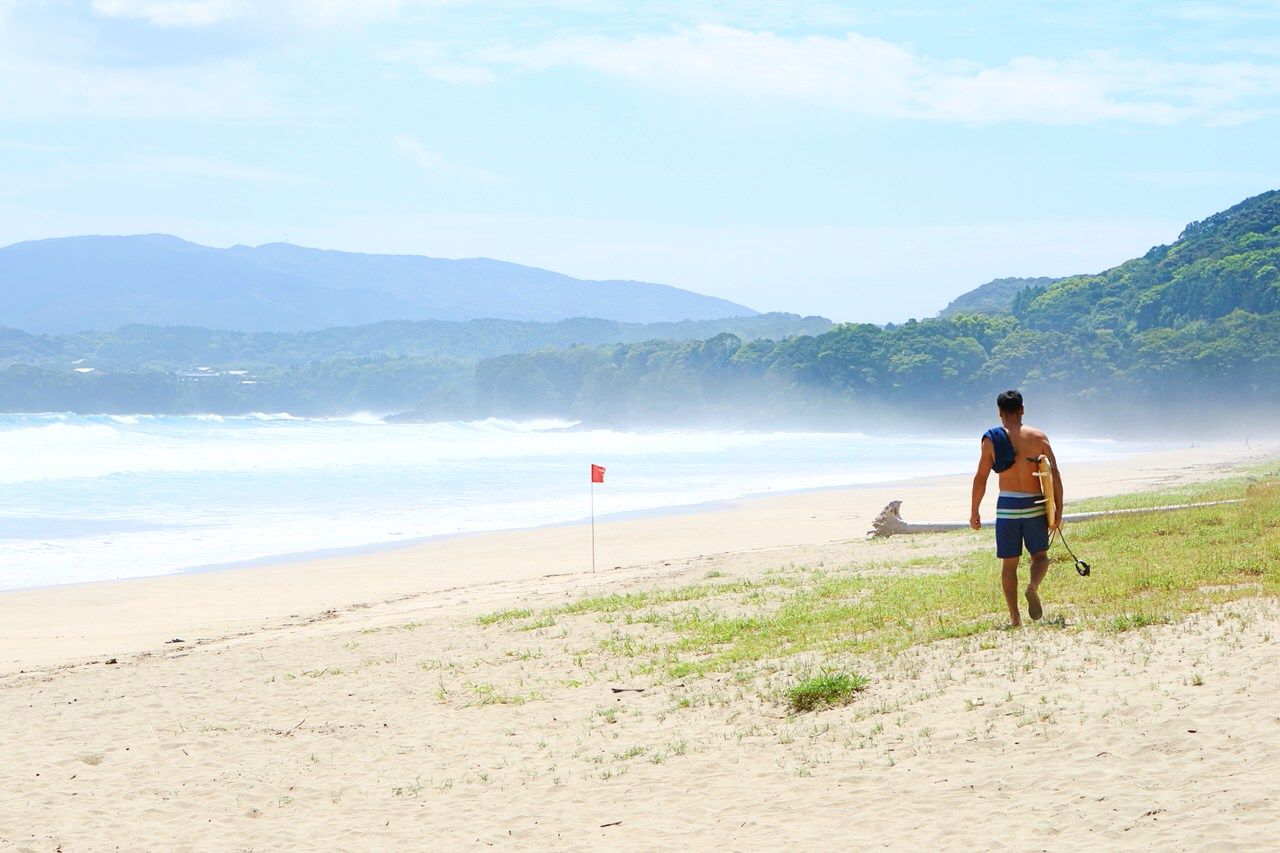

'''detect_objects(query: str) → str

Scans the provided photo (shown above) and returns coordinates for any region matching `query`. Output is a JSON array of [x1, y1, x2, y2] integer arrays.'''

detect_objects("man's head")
[[996, 389, 1024, 417]]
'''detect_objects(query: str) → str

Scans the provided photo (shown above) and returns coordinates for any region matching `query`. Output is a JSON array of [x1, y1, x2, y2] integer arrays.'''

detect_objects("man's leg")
[[1025, 550, 1048, 620], [1001, 557, 1022, 627], [1023, 510, 1051, 621]]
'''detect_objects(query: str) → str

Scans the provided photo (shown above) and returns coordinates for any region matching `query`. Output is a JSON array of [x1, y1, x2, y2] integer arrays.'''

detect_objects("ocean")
[[0, 413, 1157, 590]]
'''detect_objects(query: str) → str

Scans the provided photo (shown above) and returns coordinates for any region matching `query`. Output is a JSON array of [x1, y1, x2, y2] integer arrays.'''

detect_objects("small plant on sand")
[[392, 776, 424, 798], [1108, 612, 1169, 632], [477, 608, 532, 626], [786, 671, 869, 713], [470, 683, 535, 706]]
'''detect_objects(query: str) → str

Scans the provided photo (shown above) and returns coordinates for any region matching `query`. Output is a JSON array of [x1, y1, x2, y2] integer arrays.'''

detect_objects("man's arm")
[[1044, 438, 1064, 530], [971, 439, 994, 529]]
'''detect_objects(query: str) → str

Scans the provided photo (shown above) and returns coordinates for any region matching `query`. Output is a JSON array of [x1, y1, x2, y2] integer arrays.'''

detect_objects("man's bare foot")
[[1026, 587, 1042, 621]]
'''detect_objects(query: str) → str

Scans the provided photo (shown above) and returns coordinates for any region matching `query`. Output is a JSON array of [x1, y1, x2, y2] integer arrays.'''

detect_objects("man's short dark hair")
[[996, 390, 1023, 414]]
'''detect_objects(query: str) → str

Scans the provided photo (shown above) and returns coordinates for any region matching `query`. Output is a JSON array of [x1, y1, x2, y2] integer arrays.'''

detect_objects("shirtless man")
[[970, 390, 1064, 627]]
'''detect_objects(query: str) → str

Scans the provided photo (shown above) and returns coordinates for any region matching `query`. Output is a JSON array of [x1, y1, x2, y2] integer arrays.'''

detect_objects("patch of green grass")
[[599, 634, 655, 657], [469, 683, 538, 706], [550, 576, 800, 617], [672, 481, 1277, 675], [477, 608, 532, 626], [484, 474, 1279, 685], [1107, 612, 1171, 632], [787, 671, 869, 713], [1064, 463, 1278, 513]]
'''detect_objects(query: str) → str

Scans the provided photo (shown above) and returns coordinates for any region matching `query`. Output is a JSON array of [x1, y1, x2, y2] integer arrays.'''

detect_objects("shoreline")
[[1, 465, 978, 596], [0, 440, 1272, 672], [173, 474, 951, 579]]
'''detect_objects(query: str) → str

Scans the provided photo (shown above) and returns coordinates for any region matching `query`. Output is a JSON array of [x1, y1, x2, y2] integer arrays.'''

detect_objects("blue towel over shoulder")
[[983, 426, 1017, 473]]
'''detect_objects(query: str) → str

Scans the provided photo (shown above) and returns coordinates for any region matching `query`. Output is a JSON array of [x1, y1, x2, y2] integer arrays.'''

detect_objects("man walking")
[[970, 390, 1064, 627]]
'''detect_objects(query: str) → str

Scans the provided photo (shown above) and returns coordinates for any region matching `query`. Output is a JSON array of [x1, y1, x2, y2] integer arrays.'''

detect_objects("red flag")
[[591, 464, 605, 483]]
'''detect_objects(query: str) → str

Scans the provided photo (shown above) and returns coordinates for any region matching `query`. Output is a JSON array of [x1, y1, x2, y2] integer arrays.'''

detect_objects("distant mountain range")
[[0, 235, 756, 333]]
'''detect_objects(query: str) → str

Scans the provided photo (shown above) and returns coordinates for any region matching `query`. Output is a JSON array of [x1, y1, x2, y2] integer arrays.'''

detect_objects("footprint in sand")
[[79, 754, 104, 766]]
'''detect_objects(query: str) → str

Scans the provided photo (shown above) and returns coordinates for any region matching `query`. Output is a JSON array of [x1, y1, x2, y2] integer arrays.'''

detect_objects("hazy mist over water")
[[0, 414, 1165, 590]]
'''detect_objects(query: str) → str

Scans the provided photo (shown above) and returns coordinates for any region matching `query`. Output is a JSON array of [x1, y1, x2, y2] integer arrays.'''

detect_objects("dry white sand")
[[0, 441, 1275, 850]]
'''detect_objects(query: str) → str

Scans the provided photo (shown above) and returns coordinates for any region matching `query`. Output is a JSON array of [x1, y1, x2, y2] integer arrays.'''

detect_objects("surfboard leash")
[[1054, 527, 1091, 577]]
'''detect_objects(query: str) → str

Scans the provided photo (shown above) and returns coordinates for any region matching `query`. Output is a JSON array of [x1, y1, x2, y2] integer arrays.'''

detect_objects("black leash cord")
[[1054, 527, 1091, 577]]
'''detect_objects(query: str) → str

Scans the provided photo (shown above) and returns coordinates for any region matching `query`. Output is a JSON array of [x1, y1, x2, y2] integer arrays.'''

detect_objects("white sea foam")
[[245, 411, 307, 421], [329, 411, 387, 425]]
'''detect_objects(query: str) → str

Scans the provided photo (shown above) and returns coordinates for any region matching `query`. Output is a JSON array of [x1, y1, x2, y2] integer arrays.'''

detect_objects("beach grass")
[[477, 472, 1279, 689], [458, 466, 1269, 717], [787, 671, 869, 713], [662, 481, 1276, 676], [1063, 460, 1279, 512]]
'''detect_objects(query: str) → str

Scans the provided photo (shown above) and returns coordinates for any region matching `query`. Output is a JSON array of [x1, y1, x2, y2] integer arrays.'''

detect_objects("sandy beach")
[[1, 441, 1276, 850]]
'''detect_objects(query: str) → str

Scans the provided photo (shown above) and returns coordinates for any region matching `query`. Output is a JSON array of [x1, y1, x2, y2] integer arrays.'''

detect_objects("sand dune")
[[0, 441, 1275, 849]]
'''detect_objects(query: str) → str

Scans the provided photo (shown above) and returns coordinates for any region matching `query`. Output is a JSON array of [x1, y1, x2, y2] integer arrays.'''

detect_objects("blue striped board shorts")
[[995, 490, 1049, 558]]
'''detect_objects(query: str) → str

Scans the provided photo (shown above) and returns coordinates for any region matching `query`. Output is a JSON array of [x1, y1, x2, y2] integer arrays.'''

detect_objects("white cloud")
[[0, 54, 276, 120], [418, 63, 498, 84], [0, 139, 76, 153], [106, 154, 313, 183], [377, 42, 497, 84], [273, 0, 409, 30], [89, 0, 251, 28], [486, 24, 1280, 125], [392, 134, 501, 185], [1173, 1, 1280, 22], [87, 0, 416, 31]]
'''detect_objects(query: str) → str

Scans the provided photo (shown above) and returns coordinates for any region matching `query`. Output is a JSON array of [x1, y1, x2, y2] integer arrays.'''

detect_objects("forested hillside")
[[0, 313, 830, 370], [438, 190, 1280, 424]]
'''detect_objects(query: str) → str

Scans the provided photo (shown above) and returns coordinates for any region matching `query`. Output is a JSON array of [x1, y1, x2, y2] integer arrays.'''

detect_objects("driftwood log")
[[866, 499, 1245, 539]]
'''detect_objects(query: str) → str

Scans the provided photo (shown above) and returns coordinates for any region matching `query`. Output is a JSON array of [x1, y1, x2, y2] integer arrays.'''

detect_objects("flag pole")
[[590, 479, 596, 574]]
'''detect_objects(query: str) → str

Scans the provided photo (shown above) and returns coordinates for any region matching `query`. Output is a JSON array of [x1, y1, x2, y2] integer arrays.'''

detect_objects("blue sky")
[[2, 1, 1279, 322]]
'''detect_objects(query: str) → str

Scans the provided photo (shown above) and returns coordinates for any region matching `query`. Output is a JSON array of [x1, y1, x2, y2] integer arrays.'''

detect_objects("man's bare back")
[[992, 424, 1053, 496]]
